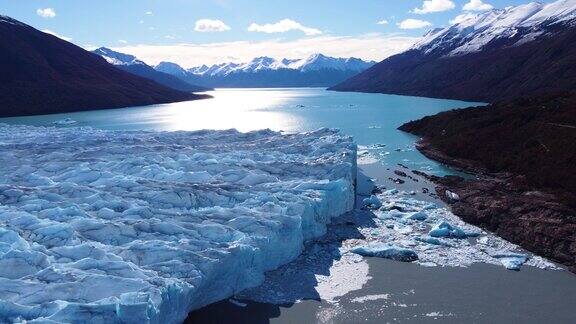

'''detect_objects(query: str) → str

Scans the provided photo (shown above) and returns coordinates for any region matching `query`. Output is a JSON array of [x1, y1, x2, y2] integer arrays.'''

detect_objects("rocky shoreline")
[[414, 140, 576, 273]]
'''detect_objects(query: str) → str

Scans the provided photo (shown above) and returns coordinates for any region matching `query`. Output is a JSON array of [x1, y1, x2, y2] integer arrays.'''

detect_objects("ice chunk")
[[429, 221, 467, 238], [415, 236, 452, 247], [0, 125, 356, 323], [362, 195, 382, 210], [445, 190, 460, 201], [493, 253, 528, 270], [377, 209, 405, 219], [405, 211, 428, 221], [351, 244, 418, 262]]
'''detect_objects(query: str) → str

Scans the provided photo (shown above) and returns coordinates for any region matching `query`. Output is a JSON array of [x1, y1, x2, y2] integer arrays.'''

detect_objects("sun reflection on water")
[[155, 88, 305, 132]]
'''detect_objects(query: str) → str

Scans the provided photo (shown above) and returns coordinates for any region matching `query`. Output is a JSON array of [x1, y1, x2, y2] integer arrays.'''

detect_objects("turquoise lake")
[[0, 88, 481, 175]]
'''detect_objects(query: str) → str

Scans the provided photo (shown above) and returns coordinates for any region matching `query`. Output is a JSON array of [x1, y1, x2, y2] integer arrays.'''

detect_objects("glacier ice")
[[346, 188, 560, 271], [0, 124, 356, 323], [429, 221, 467, 239], [351, 244, 418, 262], [52, 118, 77, 126], [361, 195, 382, 210], [493, 253, 528, 270]]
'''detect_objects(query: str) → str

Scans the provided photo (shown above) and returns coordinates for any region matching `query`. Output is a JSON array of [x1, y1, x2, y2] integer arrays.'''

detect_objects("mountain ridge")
[[154, 54, 375, 88], [331, 0, 576, 103], [0, 16, 206, 117], [92, 47, 211, 92]]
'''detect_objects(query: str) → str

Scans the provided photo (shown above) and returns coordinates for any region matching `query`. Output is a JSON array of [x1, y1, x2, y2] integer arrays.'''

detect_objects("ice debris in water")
[[362, 195, 382, 210], [351, 243, 418, 262], [406, 211, 428, 221], [493, 253, 528, 270], [0, 124, 356, 324], [353, 188, 560, 271], [429, 221, 467, 239], [415, 236, 452, 247]]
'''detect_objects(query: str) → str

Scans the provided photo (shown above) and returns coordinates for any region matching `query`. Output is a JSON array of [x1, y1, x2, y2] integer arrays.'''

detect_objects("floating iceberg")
[[362, 195, 382, 210], [405, 211, 428, 221], [0, 124, 356, 323], [429, 221, 467, 239], [351, 243, 418, 262], [415, 236, 452, 247], [493, 253, 529, 270]]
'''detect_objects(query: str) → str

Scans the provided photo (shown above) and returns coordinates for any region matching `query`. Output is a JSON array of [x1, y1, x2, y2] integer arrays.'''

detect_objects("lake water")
[[4, 88, 576, 323], [0, 88, 480, 176]]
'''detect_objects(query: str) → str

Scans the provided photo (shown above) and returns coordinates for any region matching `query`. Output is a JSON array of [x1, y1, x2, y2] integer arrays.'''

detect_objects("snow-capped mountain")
[[181, 54, 374, 77], [155, 54, 375, 88], [332, 0, 576, 102], [92, 47, 210, 92], [414, 0, 576, 56], [92, 47, 146, 66]]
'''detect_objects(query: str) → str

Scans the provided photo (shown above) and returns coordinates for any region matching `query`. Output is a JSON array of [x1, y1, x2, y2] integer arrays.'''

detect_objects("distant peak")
[[308, 53, 328, 60], [92, 47, 138, 65], [93, 47, 114, 54], [250, 56, 275, 63], [155, 61, 188, 74], [157, 61, 182, 67]]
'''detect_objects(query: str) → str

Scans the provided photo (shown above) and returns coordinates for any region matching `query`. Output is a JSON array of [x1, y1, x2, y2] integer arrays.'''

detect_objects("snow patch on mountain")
[[0, 124, 356, 323], [92, 47, 146, 66], [414, 0, 576, 56]]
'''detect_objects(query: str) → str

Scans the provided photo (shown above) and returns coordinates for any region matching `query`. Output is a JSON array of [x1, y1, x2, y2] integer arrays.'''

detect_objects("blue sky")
[[2, 0, 551, 66]]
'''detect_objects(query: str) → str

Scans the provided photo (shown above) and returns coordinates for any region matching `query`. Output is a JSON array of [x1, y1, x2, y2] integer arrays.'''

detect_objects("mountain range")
[[0, 15, 206, 117], [92, 47, 210, 92], [154, 54, 375, 88], [331, 0, 576, 102]]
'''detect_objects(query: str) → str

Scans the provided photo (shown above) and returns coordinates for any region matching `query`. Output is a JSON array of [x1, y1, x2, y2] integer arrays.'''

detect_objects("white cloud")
[[145, 11, 153, 15], [248, 19, 322, 36], [398, 19, 433, 29], [194, 19, 231, 32], [42, 29, 71, 41], [412, 0, 455, 14], [114, 34, 419, 67], [36, 8, 56, 18], [463, 0, 494, 11], [377, 20, 389, 25], [118, 40, 128, 44]]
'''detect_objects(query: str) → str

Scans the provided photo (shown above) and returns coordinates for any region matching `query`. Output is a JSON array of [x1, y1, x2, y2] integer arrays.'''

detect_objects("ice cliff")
[[0, 124, 356, 323]]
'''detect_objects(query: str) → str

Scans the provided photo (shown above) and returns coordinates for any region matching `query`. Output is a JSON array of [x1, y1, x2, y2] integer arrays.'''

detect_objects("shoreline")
[[188, 163, 576, 323], [413, 139, 576, 272]]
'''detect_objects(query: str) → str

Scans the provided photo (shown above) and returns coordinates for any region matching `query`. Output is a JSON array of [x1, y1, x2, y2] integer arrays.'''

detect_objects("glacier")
[[0, 124, 356, 323]]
